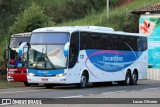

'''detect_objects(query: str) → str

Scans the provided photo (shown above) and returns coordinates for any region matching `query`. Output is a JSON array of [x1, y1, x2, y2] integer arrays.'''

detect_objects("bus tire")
[[45, 84, 53, 89], [118, 71, 131, 86], [24, 82, 31, 86], [131, 72, 138, 85], [124, 71, 131, 85], [77, 72, 87, 88]]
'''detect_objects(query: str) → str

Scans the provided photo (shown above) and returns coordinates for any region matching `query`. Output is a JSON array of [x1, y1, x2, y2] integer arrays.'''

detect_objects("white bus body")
[[27, 26, 148, 88]]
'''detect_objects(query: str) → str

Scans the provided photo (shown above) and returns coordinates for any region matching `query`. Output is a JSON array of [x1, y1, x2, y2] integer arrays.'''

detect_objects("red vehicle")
[[4, 32, 31, 86]]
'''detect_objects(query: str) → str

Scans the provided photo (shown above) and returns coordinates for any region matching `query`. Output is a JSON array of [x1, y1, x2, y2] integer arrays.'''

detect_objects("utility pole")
[[106, 0, 109, 20]]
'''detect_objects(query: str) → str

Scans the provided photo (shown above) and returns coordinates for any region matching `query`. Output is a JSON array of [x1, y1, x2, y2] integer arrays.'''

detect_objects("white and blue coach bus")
[[27, 26, 148, 88]]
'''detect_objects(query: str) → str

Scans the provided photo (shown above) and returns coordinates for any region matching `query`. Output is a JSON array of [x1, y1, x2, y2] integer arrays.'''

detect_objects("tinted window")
[[90, 33, 101, 49], [130, 37, 138, 50], [69, 32, 79, 68], [101, 34, 111, 50], [80, 32, 91, 50], [31, 33, 68, 44], [138, 37, 147, 51], [121, 36, 130, 50], [111, 35, 120, 50], [128, 36, 138, 51], [80, 32, 144, 51], [122, 36, 138, 51], [10, 37, 30, 47], [70, 32, 79, 49]]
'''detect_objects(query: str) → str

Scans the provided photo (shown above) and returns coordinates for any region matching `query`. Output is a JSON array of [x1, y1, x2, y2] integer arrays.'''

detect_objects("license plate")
[[41, 78, 48, 82], [37, 64, 43, 66]]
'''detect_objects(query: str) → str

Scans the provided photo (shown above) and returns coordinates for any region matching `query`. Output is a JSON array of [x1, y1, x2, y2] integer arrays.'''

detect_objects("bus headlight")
[[28, 73, 35, 76], [56, 73, 66, 77]]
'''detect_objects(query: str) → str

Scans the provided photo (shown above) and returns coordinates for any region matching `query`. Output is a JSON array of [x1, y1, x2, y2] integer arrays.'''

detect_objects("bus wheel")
[[77, 72, 87, 88], [24, 82, 31, 86], [131, 72, 138, 85], [124, 72, 131, 85], [45, 84, 53, 89]]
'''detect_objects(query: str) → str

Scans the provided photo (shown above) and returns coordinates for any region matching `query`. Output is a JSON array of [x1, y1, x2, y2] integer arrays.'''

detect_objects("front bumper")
[[27, 76, 67, 84], [7, 73, 27, 82]]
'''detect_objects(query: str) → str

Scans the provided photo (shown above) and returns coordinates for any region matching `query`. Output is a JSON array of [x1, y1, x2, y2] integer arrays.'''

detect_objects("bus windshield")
[[10, 37, 30, 48], [28, 32, 69, 70], [8, 36, 30, 68]]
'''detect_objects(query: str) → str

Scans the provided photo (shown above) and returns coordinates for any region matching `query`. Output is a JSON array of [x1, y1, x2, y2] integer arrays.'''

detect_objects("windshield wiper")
[[44, 53, 55, 69], [42, 45, 55, 69]]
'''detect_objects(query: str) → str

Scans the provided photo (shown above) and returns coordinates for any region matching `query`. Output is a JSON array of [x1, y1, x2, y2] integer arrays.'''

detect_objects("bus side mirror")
[[64, 42, 70, 56], [3, 49, 8, 60], [18, 42, 27, 57], [18, 48, 23, 57]]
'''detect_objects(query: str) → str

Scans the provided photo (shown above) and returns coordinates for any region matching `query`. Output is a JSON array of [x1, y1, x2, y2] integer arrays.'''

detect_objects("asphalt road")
[[0, 80, 160, 107]]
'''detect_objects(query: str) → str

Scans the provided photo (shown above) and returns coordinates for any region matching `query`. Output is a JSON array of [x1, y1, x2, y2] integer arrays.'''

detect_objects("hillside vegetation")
[[59, 0, 160, 32], [0, 0, 119, 59], [0, 0, 109, 35], [0, 0, 160, 60]]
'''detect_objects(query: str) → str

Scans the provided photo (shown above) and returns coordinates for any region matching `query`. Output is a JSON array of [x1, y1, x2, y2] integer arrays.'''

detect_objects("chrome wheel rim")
[[126, 75, 130, 85], [81, 75, 86, 87], [132, 74, 137, 83]]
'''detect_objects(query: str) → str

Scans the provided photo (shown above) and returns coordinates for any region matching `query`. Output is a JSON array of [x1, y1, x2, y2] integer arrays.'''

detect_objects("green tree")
[[9, 2, 54, 34]]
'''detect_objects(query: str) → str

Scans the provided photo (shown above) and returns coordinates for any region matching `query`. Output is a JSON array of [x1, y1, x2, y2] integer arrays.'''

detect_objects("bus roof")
[[32, 26, 147, 37], [32, 26, 114, 32], [11, 32, 31, 37], [112, 31, 147, 37]]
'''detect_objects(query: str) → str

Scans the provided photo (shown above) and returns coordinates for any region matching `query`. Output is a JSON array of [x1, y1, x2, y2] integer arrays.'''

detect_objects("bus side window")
[[138, 37, 147, 51], [137, 38, 143, 51], [121, 36, 138, 51], [80, 32, 91, 50], [101, 34, 111, 50], [111, 35, 120, 50], [129, 37, 138, 51], [69, 32, 79, 68], [91, 33, 101, 49], [142, 37, 147, 51], [101, 36, 107, 50], [121, 36, 130, 50]]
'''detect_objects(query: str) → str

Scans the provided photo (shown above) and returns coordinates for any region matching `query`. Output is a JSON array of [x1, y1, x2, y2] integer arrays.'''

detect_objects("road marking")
[[102, 91, 126, 94], [142, 88, 158, 91], [0, 89, 46, 95], [114, 91, 126, 93], [102, 92, 114, 94], [59, 95, 83, 98]]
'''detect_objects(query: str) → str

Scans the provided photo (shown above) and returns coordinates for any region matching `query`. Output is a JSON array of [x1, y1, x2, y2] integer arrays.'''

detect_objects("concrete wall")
[[148, 69, 160, 80]]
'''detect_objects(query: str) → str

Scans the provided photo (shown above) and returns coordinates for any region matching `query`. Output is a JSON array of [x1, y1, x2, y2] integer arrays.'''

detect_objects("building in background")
[[131, 3, 160, 80]]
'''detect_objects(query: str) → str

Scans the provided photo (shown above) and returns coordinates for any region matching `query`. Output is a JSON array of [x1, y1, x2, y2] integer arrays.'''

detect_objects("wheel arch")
[[133, 68, 139, 80], [126, 69, 131, 75], [82, 69, 89, 83]]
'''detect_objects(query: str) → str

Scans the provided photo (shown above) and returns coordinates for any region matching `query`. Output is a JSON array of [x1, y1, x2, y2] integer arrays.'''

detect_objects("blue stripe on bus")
[[28, 69, 64, 77], [85, 50, 143, 72]]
